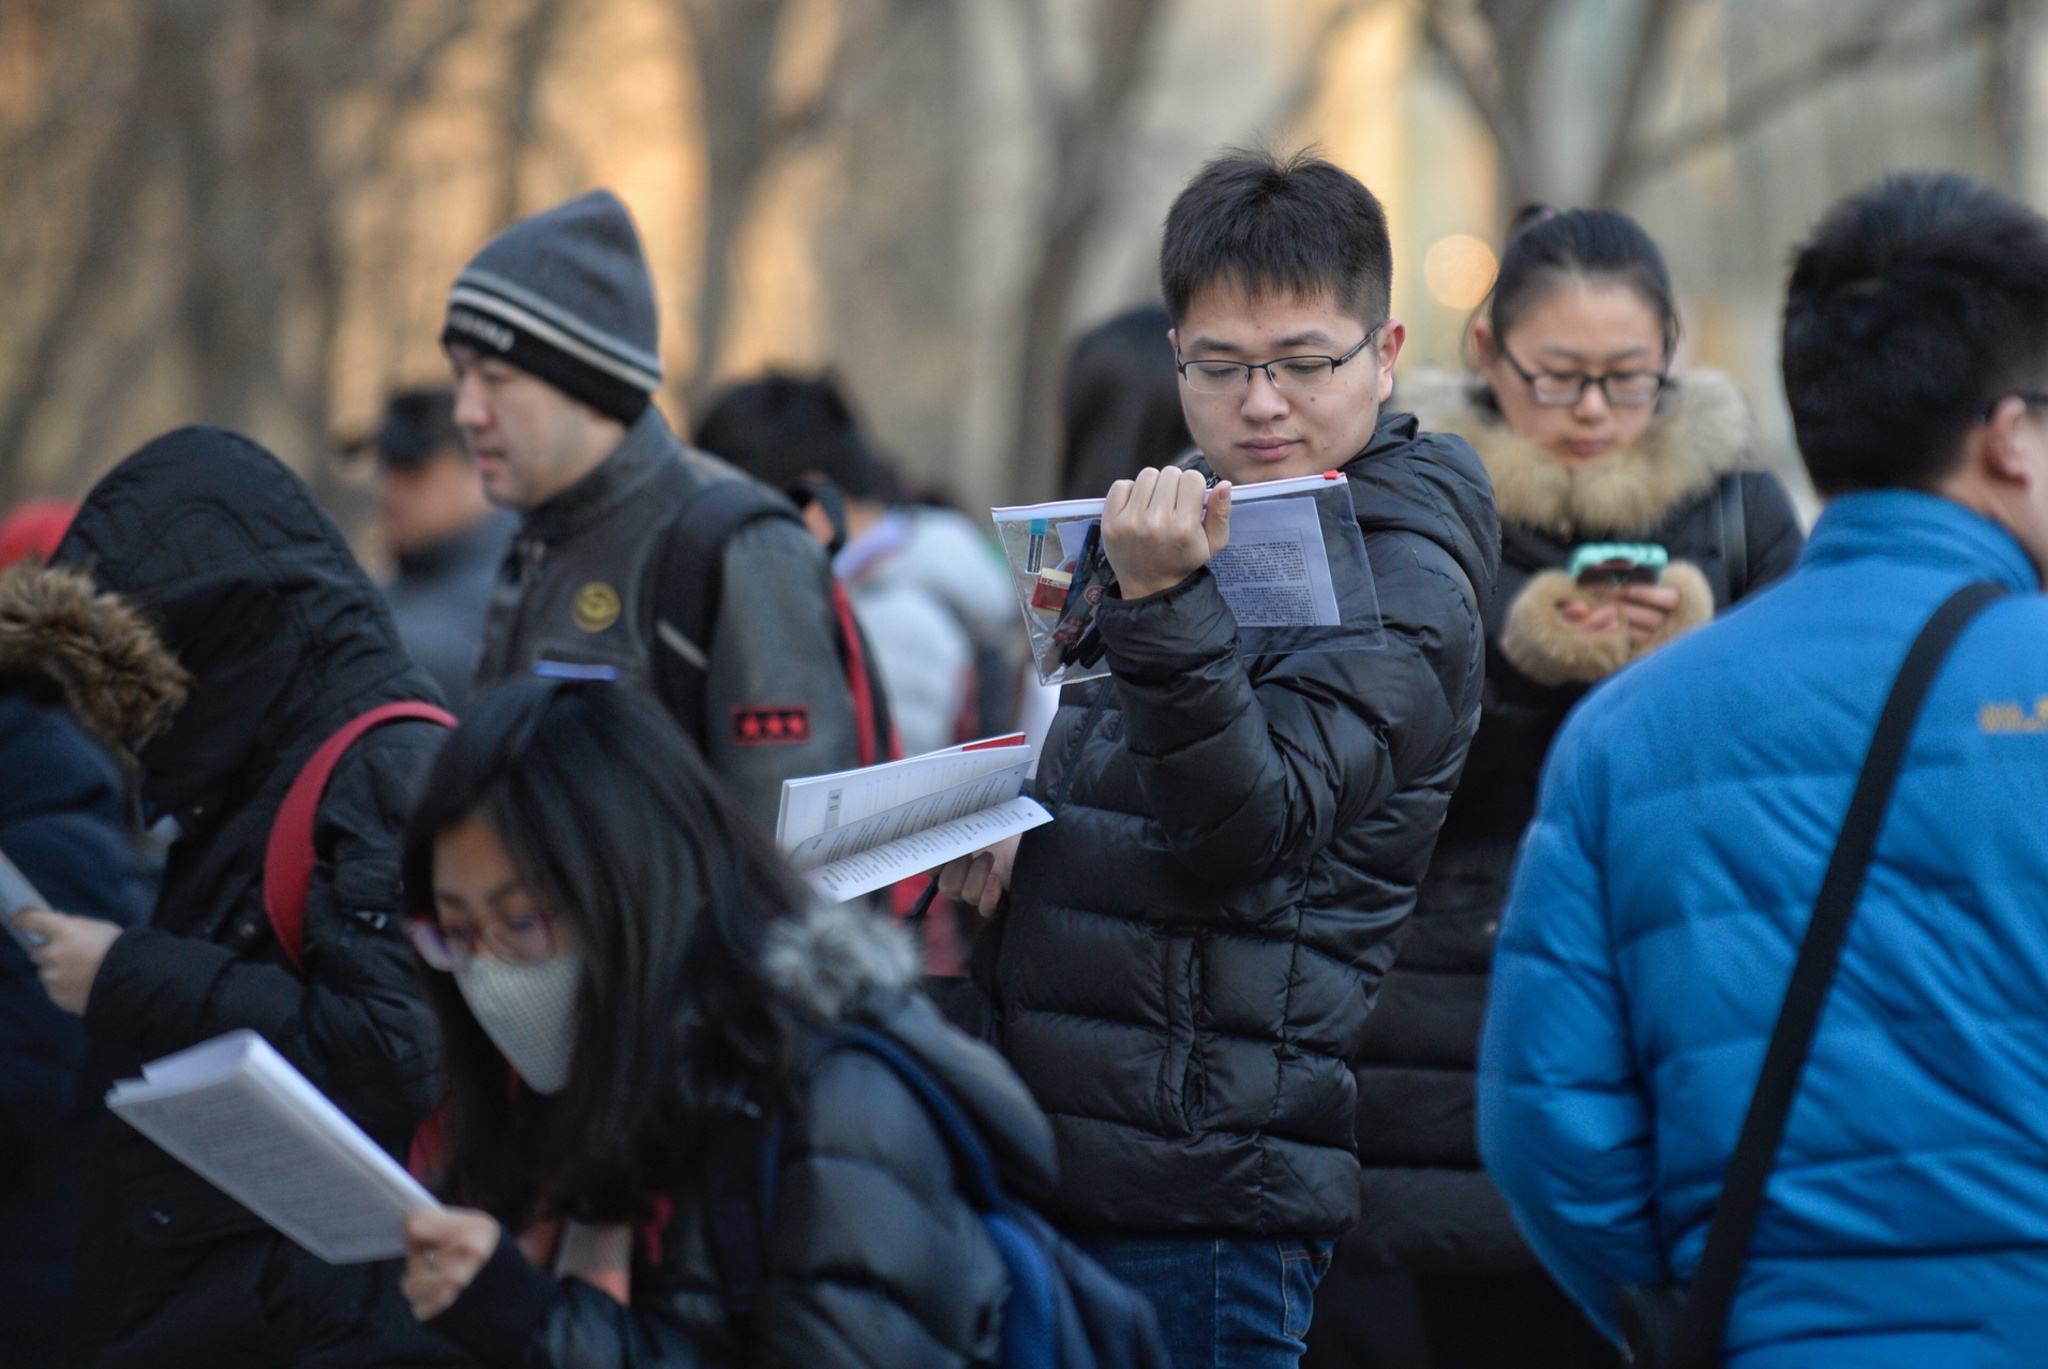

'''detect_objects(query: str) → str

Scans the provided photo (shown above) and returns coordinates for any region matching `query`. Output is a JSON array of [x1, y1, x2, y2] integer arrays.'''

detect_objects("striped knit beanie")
[[443, 190, 661, 424]]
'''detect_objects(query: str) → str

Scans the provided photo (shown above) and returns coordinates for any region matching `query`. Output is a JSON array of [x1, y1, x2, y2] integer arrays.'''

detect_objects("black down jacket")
[[1339, 371, 1803, 1273], [53, 428, 460, 1368], [984, 408, 1500, 1238], [427, 902, 1058, 1367]]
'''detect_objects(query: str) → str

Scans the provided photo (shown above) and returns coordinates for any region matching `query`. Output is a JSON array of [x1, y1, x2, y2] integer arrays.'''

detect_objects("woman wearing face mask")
[[1308, 209, 1805, 1369], [396, 677, 1061, 1365]]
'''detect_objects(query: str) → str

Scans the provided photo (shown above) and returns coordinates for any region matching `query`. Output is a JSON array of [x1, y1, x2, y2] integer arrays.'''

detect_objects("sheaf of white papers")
[[776, 735, 1052, 902], [1206, 495, 1340, 627], [106, 1030, 440, 1264]]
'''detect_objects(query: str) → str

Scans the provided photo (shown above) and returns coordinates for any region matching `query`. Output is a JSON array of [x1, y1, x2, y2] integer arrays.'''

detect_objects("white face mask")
[[453, 950, 583, 1095]]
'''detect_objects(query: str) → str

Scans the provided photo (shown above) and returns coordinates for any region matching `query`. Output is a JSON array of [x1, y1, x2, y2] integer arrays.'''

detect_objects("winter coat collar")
[[1397, 367, 1759, 538], [0, 564, 189, 757], [522, 405, 679, 547], [1802, 490, 2039, 593], [394, 508, 519, 581], [1182, 407, 1502, 616]]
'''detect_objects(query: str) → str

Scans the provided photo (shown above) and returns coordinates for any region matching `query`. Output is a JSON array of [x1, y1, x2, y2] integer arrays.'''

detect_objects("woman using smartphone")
[[397, 677, 1059, 1365], [1311, 209, 1804, 1369]]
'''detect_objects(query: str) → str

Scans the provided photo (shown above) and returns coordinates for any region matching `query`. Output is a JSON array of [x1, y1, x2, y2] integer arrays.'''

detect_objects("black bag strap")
[[1676, 580, 2005, 1360], [1718, 472, 1749, 604], [650, 476, 808, 742]]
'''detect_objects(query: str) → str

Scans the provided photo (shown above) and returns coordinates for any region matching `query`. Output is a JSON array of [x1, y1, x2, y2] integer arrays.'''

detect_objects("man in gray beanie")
[[446, 189, 861, 831]]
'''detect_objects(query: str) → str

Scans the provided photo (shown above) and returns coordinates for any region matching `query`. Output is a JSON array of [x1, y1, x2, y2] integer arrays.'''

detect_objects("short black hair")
[[371, 388, 462, 471], [1783, 172, 2048, 496], [1486, 207, 1680, 357], [1159, 149, 1392, 326], [694, 372, 892, 500]]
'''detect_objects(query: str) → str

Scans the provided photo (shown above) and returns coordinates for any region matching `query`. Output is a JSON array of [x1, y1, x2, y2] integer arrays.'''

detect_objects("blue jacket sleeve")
[[1477, 715, 1662, 1342]]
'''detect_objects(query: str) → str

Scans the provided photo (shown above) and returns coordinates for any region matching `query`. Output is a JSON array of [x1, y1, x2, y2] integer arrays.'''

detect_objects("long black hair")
[[1059, 305, 1193, 500], [400, 677, 814, 1225]]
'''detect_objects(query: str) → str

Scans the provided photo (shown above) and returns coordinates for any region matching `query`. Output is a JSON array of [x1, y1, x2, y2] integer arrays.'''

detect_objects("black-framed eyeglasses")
[[406, 913, 560, 971], [1977, 391, 2048, 421], [1497, 346, 1667, 408], [1176, 322, 1385, 394]]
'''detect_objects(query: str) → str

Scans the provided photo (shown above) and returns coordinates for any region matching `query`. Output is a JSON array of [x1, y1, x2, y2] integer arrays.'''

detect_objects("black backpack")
[[708, 1026, 1171, 1368], [651, 476, 896, 768]]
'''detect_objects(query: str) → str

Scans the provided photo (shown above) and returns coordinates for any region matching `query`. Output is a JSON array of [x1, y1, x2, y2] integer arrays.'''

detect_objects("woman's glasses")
[[1497, 346, 1666, 407], [406, 913, 558, 971]]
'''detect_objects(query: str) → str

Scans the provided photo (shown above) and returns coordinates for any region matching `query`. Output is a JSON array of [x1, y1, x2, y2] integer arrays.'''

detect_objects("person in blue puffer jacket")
[[1477, 171, 2048, 1367]]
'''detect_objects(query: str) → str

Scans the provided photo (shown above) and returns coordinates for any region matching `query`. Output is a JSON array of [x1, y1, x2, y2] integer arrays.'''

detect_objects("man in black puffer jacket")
[[34, 428, 462, 1368], [952, 152, 1499, 1366]]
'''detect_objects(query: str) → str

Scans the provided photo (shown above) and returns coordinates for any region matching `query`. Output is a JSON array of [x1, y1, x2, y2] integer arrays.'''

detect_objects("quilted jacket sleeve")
[[1476, 715, 1661, 1341], [1094, 530, 1477, 888], [85, 723, 444, 1149]]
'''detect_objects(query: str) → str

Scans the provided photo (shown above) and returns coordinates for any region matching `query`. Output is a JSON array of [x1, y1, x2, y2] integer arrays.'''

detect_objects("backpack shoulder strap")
[[651, 476, 805, 740], [1675, 580, 2004, 1359], [832, 1027, 1002, 1207], [1718, 471, 1749, 604], [262, 701, 456, 976]]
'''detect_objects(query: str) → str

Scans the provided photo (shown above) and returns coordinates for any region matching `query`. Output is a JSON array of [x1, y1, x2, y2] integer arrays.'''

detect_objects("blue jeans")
[[1079, 1234, 1335, 1369]]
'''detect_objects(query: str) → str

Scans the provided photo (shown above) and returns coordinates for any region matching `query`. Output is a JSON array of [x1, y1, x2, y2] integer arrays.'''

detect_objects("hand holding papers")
[[993, 469, 1378, 686], [776, 735, 1053, 903], [106, 1030, 440, 1264]]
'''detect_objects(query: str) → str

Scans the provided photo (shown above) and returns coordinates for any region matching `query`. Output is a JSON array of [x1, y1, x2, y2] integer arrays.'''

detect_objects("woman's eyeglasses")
[[406, 913, 558, 971], [1497, 346, 1667, 408]]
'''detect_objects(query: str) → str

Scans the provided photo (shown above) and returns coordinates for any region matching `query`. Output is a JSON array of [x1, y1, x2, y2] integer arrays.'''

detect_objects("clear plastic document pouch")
[[992, 469, 1384, 687]]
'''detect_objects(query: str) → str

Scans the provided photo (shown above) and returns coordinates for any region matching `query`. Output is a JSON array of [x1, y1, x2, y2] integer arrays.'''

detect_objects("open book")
[[106, 1030, 440, 1264], [776, 733, 1053, 902]]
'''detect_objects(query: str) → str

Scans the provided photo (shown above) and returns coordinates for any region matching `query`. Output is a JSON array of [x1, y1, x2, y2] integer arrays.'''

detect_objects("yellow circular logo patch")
[[572, 582, 622, 633]]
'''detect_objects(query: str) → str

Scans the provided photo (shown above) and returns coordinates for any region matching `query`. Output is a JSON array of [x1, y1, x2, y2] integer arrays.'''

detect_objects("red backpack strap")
[[263, 701, 456, 975]]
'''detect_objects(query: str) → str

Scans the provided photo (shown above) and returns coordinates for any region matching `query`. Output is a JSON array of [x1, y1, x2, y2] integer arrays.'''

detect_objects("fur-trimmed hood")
[[762, 898, 1057, 1194], [762, 898, 919, 1023], [0, 563, 189, 756], [1397, 367, 1761, 538]]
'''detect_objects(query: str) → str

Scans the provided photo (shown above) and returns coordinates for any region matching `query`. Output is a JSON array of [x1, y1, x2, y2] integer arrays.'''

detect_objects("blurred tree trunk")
[[0, 1, 475, 501], [1002, 0, 1171, 503], [673, 0, 945, 414]]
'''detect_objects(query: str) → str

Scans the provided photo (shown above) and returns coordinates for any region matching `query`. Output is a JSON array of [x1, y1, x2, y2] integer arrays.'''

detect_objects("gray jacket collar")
[[522, 405, 680, 547]]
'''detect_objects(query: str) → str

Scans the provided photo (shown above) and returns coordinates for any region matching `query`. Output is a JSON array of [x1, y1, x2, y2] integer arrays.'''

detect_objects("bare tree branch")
[[1606, 0, 1977, 199]]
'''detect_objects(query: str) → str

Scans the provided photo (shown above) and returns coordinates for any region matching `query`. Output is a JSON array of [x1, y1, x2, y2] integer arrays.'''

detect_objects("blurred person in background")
[[447, 191, 859, 834], [1058, 304, 1195, 503], [0, 498, 78, 569], [1480, 172, 2048, 1364], [358, 388, 516, 707], [0, 563, 184, 1367], [696, 372, 1017, 757], [1309, 207, 1801, 1369], [27, 427, 457, 1368], [396, 677, 1072, 1364], [1013, 304, 1199, 753]]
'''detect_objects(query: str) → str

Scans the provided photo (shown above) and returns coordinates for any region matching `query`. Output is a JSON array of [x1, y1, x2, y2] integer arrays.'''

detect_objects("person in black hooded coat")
[[38, 427, 461, 1368]]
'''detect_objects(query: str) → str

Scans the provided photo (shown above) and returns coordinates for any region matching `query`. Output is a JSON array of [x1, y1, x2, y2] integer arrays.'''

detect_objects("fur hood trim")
[[0, 563, 190, 753], [762, 899, 919, 1023], [1399, 367, 1760, 537]]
